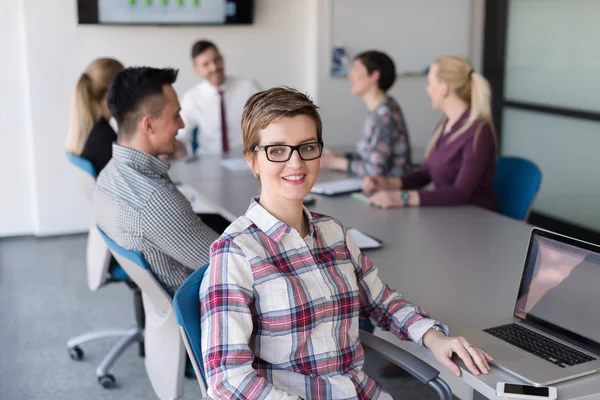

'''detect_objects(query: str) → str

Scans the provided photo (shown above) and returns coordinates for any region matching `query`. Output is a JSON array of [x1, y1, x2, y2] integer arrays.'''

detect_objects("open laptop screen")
[[514, 230, 600, 345]]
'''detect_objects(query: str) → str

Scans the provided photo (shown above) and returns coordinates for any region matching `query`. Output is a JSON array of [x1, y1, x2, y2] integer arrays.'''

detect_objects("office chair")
[[173, 267, 454, 400], [98, 227, 187, 400], [65, 152, 97, 201], [493, 156, 542, 220], [191, 126, 199, 155], [65, 153, 145, 389], [65, 153, 119, 291]]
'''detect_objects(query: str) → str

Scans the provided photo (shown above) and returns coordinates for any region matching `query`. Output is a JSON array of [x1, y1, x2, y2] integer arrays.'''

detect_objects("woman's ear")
[[370, 70, 381, 87], [442, 82, 451, 98], [244, 153, 260, 179]]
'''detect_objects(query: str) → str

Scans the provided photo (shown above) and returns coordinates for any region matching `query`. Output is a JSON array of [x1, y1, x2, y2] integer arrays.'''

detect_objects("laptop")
[[467, 228, 600, 385]]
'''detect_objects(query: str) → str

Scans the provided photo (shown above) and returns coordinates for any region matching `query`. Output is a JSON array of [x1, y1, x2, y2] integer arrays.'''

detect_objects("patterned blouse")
[[348, 96, 412, 178]]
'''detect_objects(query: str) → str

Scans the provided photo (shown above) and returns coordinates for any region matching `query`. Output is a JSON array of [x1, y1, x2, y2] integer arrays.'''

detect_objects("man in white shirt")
[[177, 40, 260, 155]]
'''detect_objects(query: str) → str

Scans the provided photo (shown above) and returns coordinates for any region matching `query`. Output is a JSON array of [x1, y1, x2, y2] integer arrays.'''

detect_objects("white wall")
[[317, 0, 485, 150], [0, 0, 482, 237], [9, 0, 316, 236], [0, 0, 35, 236]]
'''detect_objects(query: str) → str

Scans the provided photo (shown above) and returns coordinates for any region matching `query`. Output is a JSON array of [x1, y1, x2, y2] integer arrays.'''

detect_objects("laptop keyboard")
[[484, 323, 597, 368]]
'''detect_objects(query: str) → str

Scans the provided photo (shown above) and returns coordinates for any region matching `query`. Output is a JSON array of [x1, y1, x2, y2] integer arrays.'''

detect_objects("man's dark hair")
[[191, 40, 219, 60], [354, 50, 397, 92], [107, 67, 178, 136]]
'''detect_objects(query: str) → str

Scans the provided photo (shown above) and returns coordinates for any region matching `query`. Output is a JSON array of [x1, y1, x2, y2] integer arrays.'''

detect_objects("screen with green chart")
[[78, 0, 254, 25]]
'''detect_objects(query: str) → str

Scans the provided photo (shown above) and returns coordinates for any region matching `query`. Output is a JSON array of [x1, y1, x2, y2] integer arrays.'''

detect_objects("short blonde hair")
[[241, 87, 323, 157]]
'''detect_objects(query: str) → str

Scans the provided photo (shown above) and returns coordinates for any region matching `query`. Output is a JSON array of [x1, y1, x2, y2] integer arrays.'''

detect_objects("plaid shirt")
[[94, 144, 218, 294], [200, 199, 448, 400], [348, 96, 412, 178]]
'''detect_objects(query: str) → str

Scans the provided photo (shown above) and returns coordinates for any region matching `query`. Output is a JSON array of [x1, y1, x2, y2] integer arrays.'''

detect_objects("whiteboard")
[[333, 0, 473, 75]]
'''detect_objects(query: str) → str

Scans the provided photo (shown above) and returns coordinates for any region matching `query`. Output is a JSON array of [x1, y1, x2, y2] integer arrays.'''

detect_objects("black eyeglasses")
[[254, 141, 324, 162]]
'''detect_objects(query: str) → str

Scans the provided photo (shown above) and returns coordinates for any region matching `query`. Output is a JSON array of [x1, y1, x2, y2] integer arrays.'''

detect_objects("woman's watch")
[[431, 325, 444, 334], [400, 191, 410, 206], [424, 324, 446, 348]]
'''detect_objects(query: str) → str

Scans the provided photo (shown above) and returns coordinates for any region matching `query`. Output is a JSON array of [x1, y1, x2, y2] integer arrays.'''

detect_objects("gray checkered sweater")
[[94, 144, 218, 294]]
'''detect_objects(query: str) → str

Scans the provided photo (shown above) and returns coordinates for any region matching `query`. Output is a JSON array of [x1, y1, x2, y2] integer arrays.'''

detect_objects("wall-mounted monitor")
[[78, 0, 254, 25]]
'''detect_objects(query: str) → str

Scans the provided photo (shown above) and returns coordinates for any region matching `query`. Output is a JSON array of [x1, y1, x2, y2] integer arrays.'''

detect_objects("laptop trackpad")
[[483, 344, 528, 362]]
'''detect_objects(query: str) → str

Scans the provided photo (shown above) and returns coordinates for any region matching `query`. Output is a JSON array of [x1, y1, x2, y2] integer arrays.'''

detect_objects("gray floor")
[[0, 233, 447, 399]]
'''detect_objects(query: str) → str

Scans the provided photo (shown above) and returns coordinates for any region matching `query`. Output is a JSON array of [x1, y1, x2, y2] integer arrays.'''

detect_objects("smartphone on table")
[[496, 382, 557, 399]]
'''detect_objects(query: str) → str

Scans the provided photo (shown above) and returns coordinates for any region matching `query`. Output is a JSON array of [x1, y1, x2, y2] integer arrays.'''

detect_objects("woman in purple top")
[[363, 55, 498, 211], [320, 51, 412, 178]]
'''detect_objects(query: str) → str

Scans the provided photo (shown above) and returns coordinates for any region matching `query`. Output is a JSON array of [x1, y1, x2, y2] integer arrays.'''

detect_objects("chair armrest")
[[359, 330, 439, 384], [360, 330, 453, 400]]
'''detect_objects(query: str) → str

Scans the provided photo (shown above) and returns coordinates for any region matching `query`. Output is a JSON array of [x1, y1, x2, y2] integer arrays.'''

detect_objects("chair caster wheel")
[[98, 374, 116, 389], [68, 346, 84, 361]]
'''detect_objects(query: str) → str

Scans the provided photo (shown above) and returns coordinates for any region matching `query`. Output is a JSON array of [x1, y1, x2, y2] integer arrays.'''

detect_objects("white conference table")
[[171, 154, 600, 400]]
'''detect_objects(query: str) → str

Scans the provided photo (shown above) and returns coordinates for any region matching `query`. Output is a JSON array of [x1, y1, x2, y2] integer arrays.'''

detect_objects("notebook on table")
[[311, 178, 362, 196], [347, 228, 382, 250]]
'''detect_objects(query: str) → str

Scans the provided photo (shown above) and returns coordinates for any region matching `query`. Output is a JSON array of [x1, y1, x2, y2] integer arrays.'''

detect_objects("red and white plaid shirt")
[[200, 199, 448, 399]]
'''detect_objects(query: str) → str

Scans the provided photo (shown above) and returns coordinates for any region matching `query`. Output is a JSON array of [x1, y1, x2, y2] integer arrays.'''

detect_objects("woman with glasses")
[[320, 50, 412, 178], [199, 87, 492, 400]]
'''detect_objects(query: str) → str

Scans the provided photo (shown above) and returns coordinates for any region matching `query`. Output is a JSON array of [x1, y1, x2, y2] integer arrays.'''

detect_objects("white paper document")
[[220, 158, 250, 172], [347, 228, 382, 250], [311, 178, 362, 196]]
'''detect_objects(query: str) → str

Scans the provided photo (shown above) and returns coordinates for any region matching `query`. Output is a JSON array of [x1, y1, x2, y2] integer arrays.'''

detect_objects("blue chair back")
[[97, 227, 151, 270], [98, 227, 190, 399], [66, 152, 97, 178], [493, 156, 542, 220], [191, 126, 199, 155], [97, 226, 174, 295], [173, 265, 210, 386], [67, 153, 128, 286]]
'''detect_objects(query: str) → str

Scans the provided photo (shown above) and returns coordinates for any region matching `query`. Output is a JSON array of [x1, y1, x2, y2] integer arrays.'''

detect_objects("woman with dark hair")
[[364, 55, 498, 210], [320, 50, 412, 178]]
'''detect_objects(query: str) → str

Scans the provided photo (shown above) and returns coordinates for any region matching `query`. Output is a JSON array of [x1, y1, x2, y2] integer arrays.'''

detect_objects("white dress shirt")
[[177, 76, 259, 154]]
